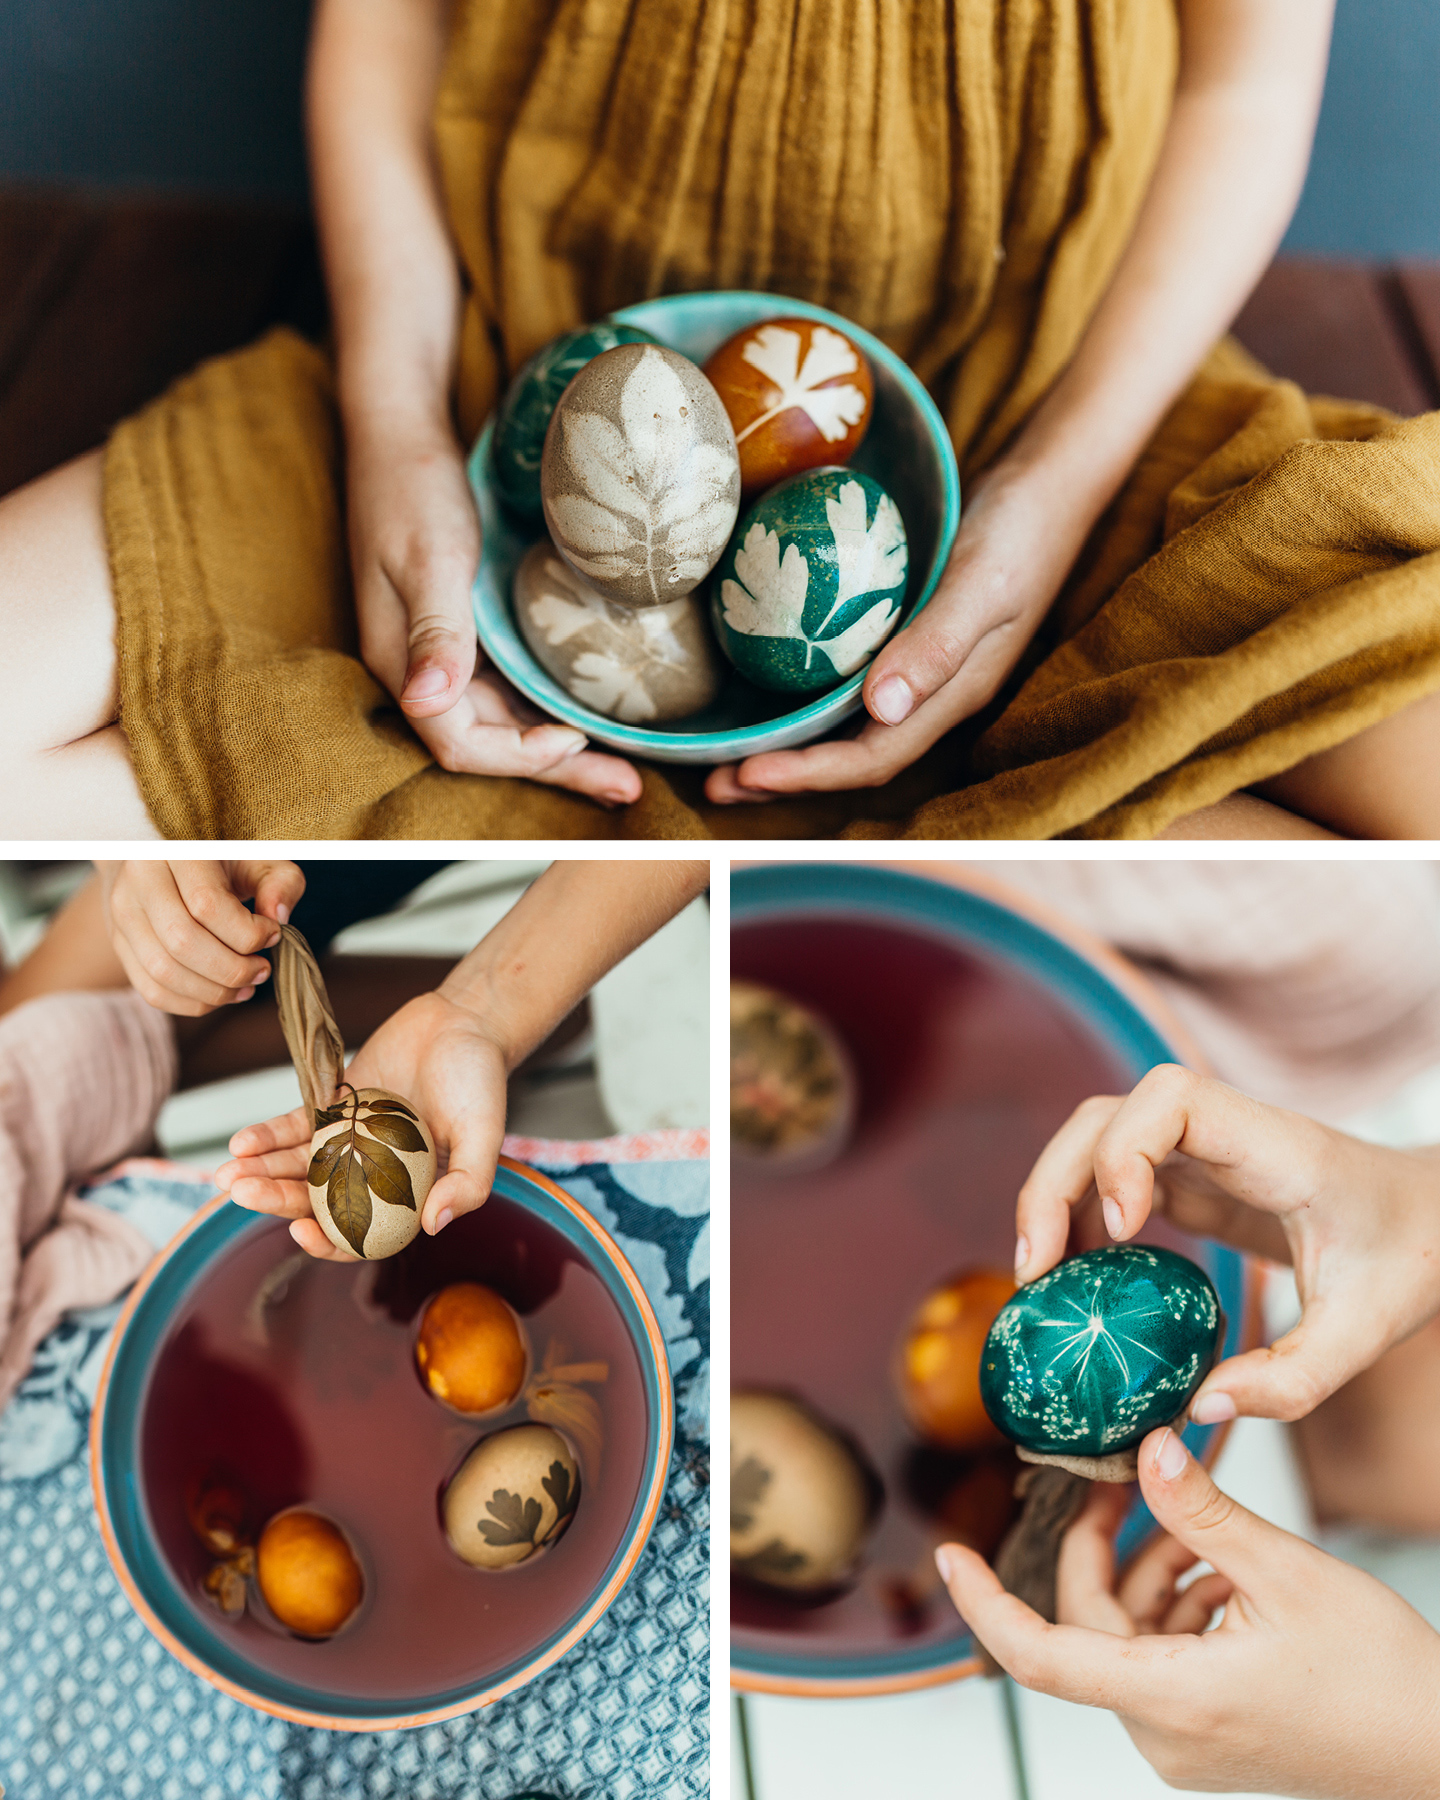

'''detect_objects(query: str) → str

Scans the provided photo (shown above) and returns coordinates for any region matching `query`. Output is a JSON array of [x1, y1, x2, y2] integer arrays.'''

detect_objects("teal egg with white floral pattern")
[[710, 467, 908, 695], [493, 321, 662, 521], [979, 1246, 1221, 1458]]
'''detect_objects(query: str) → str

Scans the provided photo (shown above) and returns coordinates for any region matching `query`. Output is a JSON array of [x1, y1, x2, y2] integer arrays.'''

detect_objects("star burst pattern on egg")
[[979, 1245, 1221, 1457]]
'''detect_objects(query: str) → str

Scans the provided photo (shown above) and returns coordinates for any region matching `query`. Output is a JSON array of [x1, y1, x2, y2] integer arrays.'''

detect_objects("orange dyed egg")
[[416, 1282, 528, 1415], [257, 1509, 363, 1638], [703, 317, 873, 496], [898, 1269, 1016, 1451]]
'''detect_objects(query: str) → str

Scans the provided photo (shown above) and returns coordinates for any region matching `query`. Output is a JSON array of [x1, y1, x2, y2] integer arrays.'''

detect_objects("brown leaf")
[[307, 1136, 345, 1187], [328, 1149, 373, 1255], [359, 1113, 428, 1155], [361, 1097, 419, 1120], [527, 1381, 604, 1476], [354, 1138, 416, 1210], [273, 923, 347, 1128]]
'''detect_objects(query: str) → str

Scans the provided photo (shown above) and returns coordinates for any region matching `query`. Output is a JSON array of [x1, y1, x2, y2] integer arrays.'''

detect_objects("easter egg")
[[898, 1269, 1016, 1452], [307, 1087, 436, 1260], [730, 1391, 875, 1592], [257, 1508, 364, 1638], [492, 320, 662, 521], [711, 467, 907, 695], [979, 1245, 1222, 1459], [443, 1424, 581, 1571], [541, 342, 741, 607], [416, 1282, 528, 1415], [513, 538, 722, 723], [703, 317, 873, 496], [729, 980, 855, 1170]]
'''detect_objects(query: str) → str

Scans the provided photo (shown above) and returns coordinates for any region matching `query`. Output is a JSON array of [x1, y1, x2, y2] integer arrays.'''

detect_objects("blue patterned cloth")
[[0, 1159, 709, 1800]]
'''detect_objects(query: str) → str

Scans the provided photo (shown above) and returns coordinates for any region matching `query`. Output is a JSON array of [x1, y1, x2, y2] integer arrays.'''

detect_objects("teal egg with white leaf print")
[[979, 1245, 1221, 1458], [493, 321, 662, 521], [711, 466, 908, 695]]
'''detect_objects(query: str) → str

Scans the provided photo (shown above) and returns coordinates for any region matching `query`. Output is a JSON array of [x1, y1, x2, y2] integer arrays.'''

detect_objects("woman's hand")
[[346, 419, 643, 806], [704, 462, 1087, 803], [937, 1428, 1440, 1799], [1015, 1064, 1440, 1424], [96, 860, 305, 1016], [216, 989, 510, 1261]]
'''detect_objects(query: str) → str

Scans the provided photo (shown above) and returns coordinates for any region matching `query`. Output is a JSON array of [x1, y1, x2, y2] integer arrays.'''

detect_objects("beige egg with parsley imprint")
[[513, 537, 722, 722], [730, 1391, 874, 1592], [307, 1087, 436, 1260], [443, 1423, 582, 1571]]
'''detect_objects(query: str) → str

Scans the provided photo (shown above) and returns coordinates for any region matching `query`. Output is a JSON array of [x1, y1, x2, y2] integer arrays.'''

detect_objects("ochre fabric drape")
[[102, 0, 1440, 838]]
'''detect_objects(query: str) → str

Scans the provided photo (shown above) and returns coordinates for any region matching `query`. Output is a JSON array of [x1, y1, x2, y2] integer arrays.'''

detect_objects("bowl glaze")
[[91, 1157, 672, 1731], [469, 291, 961, 764], [730, 863, 1258, 1698]]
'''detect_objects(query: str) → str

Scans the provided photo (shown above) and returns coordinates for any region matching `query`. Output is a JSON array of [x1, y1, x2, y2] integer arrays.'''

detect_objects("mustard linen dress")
[[101, 0, 1440, 839]]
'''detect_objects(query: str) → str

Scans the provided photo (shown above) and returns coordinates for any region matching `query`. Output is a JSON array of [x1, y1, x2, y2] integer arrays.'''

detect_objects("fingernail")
[[1152, 1428, 1188, 1481], [432, 1207, 453, 1235], [1014, 1235, 1029, 1277], [934, 1546, 953, 1584], [871, 675, 914, 725], [1102, 1197, 1124, 1239], [403, 668, 450, 702], [235, 986, 256, 1003], [1191, 1390, 1237, 1426], [275, 904, 290, 925], [601, 787, 632, 806], [253, 965, 271, 982]]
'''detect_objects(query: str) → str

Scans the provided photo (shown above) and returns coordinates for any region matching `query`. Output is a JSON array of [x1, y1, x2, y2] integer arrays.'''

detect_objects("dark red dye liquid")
[[732, 913, 1143, 1662], [141, 1194, 647, 1703]]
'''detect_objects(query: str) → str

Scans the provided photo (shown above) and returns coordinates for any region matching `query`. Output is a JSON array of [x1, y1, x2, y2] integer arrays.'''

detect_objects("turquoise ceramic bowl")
[[91, 1159, 673, 1731], [730, 864, 1257, 1698], [468, 292, 961, 764]]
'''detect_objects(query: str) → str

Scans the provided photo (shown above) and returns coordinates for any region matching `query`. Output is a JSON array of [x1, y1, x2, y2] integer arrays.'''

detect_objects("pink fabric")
[[0, 990, 177, 1411], [978, 862, 1440, 1124]]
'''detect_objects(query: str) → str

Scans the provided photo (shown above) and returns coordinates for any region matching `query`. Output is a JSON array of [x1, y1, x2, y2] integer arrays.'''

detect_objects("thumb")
[[422, 1101, 506, 1238], [232, 861, 307, 930], [1189, 1294, 1383, 1426], [1136, 1427, 1296, 1597], [400, 581, 481, 718], [861, 582, 983, 725]]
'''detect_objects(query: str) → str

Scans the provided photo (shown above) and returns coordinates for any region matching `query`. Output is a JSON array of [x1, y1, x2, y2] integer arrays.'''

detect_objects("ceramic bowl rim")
[[468, 288, 962, 760], [728, 862, 1261, 1698], [90, 1155, 674, 1731]]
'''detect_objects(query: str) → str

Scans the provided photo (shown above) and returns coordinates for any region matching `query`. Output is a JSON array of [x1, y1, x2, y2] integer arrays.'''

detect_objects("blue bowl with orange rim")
[[91, 1157, 673, 1731], [468, 290, 962, 764], [730, 862, 1259, 1697]]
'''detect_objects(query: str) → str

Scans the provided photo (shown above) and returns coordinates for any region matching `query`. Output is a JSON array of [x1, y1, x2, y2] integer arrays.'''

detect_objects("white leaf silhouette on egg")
[[739, 324, 868, 444]]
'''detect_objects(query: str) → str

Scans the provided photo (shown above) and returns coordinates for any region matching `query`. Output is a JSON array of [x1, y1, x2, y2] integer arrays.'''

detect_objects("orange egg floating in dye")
[[416, 1281, 529, 1415], [703, 317, 873, 496], [898, 1269, 1017, 1452], [257, 1508, 364, 1638]]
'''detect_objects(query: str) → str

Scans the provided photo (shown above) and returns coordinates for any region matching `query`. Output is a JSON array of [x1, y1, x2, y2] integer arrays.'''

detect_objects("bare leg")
[[0, 452, 158, 838], [1255, 689, 1440, 840], [0, 874, 128, 1017], [1157, 791, 1339, 839]]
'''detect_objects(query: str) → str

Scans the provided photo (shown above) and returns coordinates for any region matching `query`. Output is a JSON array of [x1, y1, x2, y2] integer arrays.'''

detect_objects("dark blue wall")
[[1, 0, 1437, 255]]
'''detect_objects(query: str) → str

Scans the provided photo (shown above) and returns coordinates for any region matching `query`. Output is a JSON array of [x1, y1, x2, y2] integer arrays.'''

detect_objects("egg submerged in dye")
[[730, 1390, 876, 1592], [443, 1423, 582, 1571]]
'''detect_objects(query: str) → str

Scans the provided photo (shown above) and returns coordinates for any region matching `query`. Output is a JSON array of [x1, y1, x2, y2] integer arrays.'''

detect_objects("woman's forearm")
[[438, 862, 711, 1068], [992, 0, 1335, 518], [307, 0, 459, 439]]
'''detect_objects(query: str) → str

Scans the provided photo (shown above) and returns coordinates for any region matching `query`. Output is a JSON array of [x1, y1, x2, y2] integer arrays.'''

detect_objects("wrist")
[[433, 969, 533, 1074]]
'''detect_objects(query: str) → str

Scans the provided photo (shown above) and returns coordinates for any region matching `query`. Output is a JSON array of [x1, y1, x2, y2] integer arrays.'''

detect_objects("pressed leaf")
[[738, 323, 866, 443], [307, 1135, 345, 1187], [328, 1150, 373, 1256], [361, 1097, 419, 1120], [314, 1103, 346, 1128], [527, 1380, 603, 1475], [731, 1455, 771, 1534], [360, 1113, 428, 1154], [477, 1488, 544, 1547], [541, 1458, 579, 1523], [273, 923, 346, 1127], [735, 1538, 808, 1579], [354, 1137, 416, 1210]]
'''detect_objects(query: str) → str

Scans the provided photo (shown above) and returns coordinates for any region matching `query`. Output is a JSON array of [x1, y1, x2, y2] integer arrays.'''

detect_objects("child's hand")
[[97, 860, 305, 1015], [216, 990, 509, 1262], [1015, 1064, 1440, 1424], [938, 1427, 1440, 1799], [346, 420, 642, 807], [704, 462, 1087, 803]]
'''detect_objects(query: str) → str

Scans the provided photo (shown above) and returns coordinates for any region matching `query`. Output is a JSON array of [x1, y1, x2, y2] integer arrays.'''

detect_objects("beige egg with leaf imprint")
[[730, 1390, 874, 1592], [443, 1423, 581, 1571], [307, 1087, 436, 1260]]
